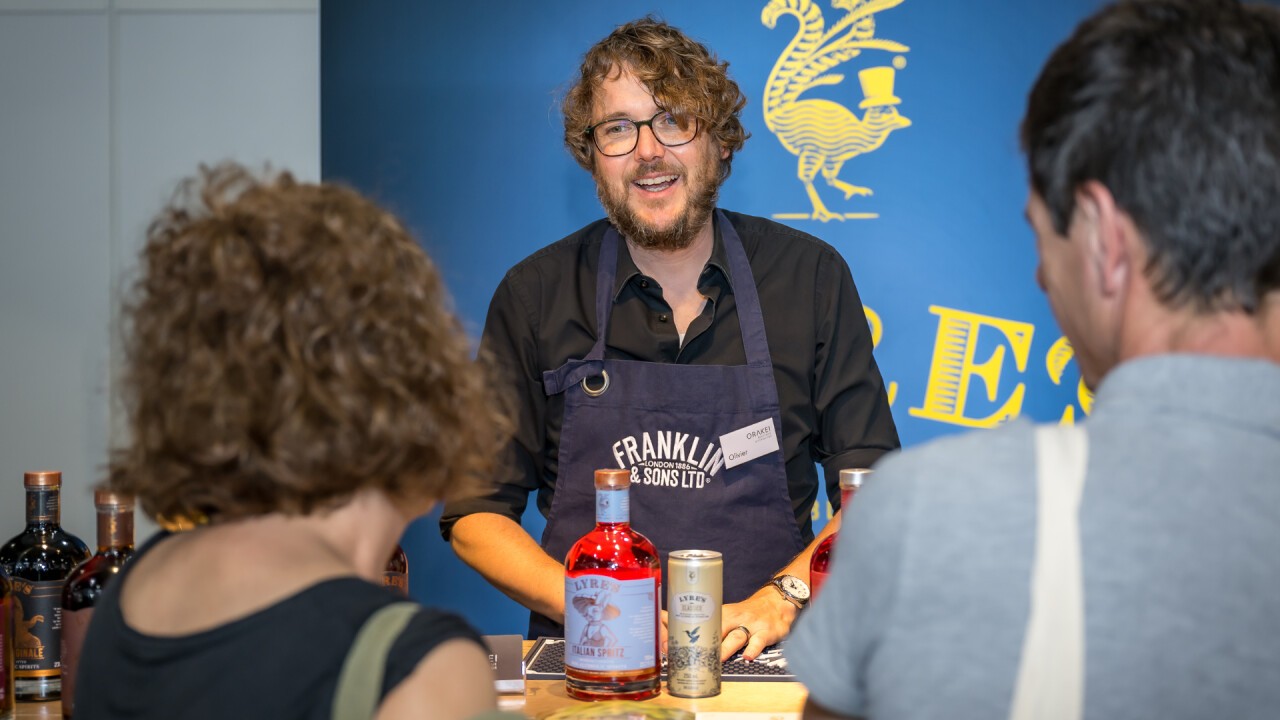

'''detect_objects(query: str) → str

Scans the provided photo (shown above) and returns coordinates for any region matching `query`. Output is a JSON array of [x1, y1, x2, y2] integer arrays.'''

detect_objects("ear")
[[1074, 181, 1131, 298]]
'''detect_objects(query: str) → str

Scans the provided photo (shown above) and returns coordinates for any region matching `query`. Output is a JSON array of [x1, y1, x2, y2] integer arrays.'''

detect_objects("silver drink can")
[[666, 549, 723, 698]]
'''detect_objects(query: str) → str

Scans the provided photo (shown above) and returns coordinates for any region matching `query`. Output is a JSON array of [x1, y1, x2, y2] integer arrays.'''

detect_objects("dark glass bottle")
[[809, 468, 871, 599], [383, 544, 408, 596], [1, 566, 14, 719], [563, 469, 661, 702], [0, 471, 92, 702], [60, 490, 135, 718]]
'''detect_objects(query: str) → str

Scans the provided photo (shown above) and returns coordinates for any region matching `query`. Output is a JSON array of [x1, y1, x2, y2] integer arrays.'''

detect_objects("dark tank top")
[[73, 532, 484, 719]]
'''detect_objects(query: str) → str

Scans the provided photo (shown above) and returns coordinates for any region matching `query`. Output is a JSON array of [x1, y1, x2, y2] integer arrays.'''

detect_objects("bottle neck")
[[25, 487, 61, 528], [595, 486, 630, 526], [839, 485, 858, 509], [96, 507, 135, 552]]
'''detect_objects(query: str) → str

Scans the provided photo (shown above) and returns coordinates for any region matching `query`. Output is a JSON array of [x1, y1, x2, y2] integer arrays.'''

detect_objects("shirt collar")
[[1093, 354, 1280, 429], [610, 211, 734, 301]]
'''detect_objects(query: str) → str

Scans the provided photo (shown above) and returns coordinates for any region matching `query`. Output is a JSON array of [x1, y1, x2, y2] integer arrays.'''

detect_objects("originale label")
[[564, 574, 656, 673], [10, 579, 62, 677]]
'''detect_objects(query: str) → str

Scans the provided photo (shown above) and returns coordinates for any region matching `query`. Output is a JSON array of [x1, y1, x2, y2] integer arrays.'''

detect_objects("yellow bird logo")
[[762, 0, 911, 222]]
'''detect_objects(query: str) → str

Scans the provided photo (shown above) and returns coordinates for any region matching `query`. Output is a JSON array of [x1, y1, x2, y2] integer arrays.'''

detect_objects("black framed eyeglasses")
[[585, 110, 699, 157]]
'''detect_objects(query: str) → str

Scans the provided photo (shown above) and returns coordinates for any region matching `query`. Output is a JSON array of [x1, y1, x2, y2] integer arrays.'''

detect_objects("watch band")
[[770, 575, 809, 608]]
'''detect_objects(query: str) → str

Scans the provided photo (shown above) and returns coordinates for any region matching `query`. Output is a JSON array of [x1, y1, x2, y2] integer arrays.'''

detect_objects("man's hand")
[[717, 584, 798, 661]]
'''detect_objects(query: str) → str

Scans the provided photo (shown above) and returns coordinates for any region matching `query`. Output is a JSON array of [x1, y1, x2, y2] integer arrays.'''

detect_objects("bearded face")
[[588, 69, 726, 251], [594, 148, 722, 251]]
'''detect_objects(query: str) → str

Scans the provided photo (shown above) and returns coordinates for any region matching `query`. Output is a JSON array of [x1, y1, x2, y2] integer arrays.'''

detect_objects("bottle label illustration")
[[10, 579, 61, 676], [564, 575, 656, 673]]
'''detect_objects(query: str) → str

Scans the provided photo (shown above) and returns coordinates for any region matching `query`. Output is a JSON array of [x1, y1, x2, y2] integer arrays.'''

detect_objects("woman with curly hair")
[[74, 163, 510, 720]]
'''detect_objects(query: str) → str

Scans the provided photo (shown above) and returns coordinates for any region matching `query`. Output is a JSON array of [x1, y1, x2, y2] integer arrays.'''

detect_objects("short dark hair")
[[111, 163, 509, 523], [562, 17, 749, 182], [1021, 0, 1280, 312]]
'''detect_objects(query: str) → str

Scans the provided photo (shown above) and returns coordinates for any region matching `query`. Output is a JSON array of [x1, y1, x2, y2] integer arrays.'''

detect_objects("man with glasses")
[[441, 17, 898, 658]]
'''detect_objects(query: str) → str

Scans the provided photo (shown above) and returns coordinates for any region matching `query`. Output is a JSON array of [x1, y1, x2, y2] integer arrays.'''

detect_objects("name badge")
[[720, 419, 781, 469]]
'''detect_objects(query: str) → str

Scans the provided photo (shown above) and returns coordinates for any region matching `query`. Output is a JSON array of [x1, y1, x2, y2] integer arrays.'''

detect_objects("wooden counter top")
[[15, 641, 809, 718]]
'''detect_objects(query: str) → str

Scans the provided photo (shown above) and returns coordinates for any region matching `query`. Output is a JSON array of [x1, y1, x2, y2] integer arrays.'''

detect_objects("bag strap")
[[332, 601, 421, 720], [1009, 425, 1088, 720]]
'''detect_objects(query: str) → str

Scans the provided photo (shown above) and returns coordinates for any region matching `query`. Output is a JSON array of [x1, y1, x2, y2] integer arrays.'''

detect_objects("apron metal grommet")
[[581, 370, 610, 397]]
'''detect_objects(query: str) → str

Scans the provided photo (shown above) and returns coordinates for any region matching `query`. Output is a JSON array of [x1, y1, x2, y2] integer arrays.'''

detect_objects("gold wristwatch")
[[770, 574, 811, 608]]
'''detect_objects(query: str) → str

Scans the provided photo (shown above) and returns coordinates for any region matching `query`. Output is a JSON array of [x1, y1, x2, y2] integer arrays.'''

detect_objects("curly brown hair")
[[562, 17, 749, 182], [109, 163, 509, 523]]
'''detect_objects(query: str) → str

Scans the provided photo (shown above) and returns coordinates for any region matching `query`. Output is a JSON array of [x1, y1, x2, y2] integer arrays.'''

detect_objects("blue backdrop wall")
[[321, 0, 1110, 636]]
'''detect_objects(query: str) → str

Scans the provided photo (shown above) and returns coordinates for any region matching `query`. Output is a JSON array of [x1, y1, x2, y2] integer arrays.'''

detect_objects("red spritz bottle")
[[809, 468, 871, 599], [563, 469, 660, 701]]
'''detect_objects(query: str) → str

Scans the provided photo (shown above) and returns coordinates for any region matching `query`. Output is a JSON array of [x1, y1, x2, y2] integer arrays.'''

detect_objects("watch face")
[[780, 575, 810, 600]]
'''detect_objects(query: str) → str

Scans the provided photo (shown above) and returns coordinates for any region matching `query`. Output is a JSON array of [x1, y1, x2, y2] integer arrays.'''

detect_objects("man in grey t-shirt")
[[788, 1, 1280, 718]]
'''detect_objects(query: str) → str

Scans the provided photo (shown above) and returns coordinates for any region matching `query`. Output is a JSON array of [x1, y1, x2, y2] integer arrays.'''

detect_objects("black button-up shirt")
[[441, 210, 900, 543]]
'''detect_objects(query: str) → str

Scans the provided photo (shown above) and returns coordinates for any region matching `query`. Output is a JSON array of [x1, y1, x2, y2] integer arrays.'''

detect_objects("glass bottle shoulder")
[[1, 529, 93, 580], [566, 525, 661, 575], [2, 525, 89, 557], [63, 549, 132, 610]]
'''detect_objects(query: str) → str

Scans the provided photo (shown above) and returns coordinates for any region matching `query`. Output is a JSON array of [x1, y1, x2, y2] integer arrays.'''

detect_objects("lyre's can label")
[[666, 550, 722, 698]]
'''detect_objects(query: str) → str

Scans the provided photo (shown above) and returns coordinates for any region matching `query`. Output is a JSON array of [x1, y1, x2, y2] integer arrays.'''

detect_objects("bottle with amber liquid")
[[563, 469, 660, 701], [1, 566, 15, 719], [383, 544, 408, 596], [0, 471, 91, 702], [809, 468, 871, 599], [60, 490, 135, 718]]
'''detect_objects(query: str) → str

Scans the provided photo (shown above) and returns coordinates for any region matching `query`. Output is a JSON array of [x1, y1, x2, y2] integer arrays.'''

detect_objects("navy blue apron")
[[535, 210, 804, 638]]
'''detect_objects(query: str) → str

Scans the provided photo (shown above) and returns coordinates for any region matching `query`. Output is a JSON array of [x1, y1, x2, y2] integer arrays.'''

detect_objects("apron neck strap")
[[588, 226, 620, 362], [589, 210, 771, 368]]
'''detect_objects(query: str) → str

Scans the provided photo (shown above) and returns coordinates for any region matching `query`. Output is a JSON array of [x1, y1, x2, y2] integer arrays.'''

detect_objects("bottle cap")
[[594, 468, 631, 490], [838, 468, 872, 490], [24, 470, 62, 488], [94, 488, 134, 509]]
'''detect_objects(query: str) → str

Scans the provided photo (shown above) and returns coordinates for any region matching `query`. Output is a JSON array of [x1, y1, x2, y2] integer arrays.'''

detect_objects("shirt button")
[[658, 314, 669, 323], [639, 279, 650, 288]]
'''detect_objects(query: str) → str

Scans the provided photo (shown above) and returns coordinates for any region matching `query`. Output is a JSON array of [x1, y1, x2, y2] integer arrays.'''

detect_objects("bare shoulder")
[[119, 524, 353, 636], [375, 637, 498, 720]]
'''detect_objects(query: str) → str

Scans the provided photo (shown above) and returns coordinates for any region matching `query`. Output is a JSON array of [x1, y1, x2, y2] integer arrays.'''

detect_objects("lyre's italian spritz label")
[[564, 574, 657, 673]]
